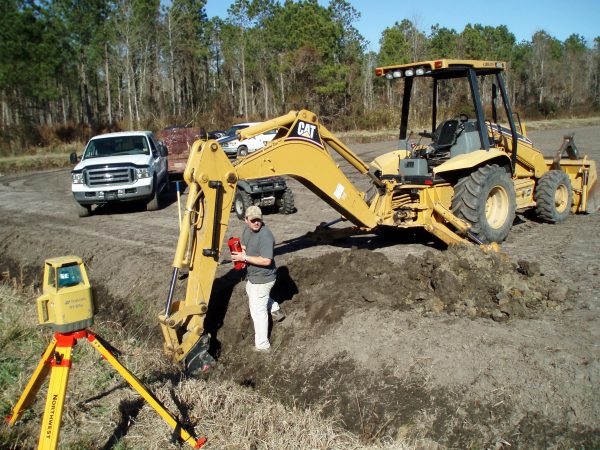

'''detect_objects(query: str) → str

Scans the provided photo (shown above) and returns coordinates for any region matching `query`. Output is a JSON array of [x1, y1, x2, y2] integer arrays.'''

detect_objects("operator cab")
[[418, 115, 481, 160], [376, 59, 521, 184]]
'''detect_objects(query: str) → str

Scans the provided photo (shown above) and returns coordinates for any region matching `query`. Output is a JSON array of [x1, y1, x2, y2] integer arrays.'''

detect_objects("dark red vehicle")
[[157, 126, 202, 174]]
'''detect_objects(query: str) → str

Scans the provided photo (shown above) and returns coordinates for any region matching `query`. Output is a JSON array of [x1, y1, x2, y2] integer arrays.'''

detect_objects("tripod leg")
[[87, 332, 206, 448], [37, 334, 75, 450], [7, 338, 57, 426]]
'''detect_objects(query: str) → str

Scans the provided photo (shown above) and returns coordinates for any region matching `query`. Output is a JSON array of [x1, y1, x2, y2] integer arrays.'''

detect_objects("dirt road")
[[1, 126, 599, 448]]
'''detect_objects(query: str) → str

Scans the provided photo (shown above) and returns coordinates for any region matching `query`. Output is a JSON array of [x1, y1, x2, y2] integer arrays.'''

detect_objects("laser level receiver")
[[7, 256, 207, 450], [36, 256, 94, 332]]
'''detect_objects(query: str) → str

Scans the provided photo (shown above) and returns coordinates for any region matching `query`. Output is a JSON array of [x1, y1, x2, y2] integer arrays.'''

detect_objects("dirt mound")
[[204, 246, 595, 448], [278, 245, 566, 325]]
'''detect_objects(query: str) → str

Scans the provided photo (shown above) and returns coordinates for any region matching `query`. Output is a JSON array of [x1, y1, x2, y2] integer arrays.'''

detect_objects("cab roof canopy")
[[375, 59, 506, 80]]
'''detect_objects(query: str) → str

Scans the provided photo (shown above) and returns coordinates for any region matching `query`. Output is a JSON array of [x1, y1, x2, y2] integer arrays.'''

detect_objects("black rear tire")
[[163, 172, 170, 193], [276, 187, 295, 214], [76, 203, 91, 217], [535, 170, 572, 223], [147, 176, 161, 211], [234, 190, 253, 220], [451, 164, 516, 243]]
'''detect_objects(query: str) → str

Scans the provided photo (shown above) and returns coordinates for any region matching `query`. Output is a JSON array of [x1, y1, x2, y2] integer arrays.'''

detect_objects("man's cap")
[[245, 205, 263, 221]]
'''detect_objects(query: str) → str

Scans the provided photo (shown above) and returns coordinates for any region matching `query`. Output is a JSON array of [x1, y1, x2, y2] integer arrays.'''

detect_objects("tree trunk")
[[241, 45, 248, 120], [79, 52, 93, 126], [278, 53, 285, 113], [264, 79, 269, 118], [104, 44, 112, 125]]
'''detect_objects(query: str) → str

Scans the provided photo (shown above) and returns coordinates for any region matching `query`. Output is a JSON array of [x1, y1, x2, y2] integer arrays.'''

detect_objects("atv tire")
[[452, 164, 516, 243], [535, 170, 572, 223], [276, 187, 295, 215], [234, 190, 253, 220]]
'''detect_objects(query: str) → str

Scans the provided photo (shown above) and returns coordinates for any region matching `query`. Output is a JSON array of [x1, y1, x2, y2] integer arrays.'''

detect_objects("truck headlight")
[[72, 173, 84, 184], [135, 167, 150, 179]]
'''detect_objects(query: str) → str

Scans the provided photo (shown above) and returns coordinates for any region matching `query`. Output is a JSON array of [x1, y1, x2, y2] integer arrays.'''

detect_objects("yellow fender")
[[370, 150, 411, 176], [433, 149, 512, 175]]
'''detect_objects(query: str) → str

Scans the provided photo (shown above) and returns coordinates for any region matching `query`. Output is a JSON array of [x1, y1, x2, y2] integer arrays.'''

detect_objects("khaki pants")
[[246, 280, 280, 349]]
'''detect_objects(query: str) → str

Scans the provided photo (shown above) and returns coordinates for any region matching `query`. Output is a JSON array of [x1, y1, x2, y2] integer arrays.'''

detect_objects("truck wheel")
[[163, 172, 170, 193], [76, 203, 91, 217], [452, 164, 516, 243], [276, 187, 295, 214], [234, 190, 253, 220], [535, 170, 573, 223], [237, 145, 249, 157], [147, 176, 161, 211]]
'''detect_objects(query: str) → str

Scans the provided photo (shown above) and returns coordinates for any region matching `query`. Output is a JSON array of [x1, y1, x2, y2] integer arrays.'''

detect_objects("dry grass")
[[0, 153, 73, 175], [0, 142, 80, 175], [329, 116, 600, 145], [1, 117, 597, 174], [0, 284, 427, 450], [524, 116, 600, 130]]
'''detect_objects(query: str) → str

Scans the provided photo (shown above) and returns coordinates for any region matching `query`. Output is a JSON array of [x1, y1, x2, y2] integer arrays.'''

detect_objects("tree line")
[[1, 0, 599, 150]]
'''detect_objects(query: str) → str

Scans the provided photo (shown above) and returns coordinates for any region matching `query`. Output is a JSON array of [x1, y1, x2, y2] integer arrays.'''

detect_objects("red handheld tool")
[[228, 237, 246, 270]]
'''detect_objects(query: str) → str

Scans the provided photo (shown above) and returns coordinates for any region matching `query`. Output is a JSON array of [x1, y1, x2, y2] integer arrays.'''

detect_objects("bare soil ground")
[[1, 126, 600, 448]]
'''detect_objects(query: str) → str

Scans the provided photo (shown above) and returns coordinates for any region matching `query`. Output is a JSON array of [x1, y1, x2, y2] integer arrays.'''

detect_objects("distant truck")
[[218, 122, 277, 158], [70, 131, 169, 217], [157, 126, 225, 174]]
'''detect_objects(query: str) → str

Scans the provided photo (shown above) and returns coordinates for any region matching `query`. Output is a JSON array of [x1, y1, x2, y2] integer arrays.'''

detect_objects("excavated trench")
[[2, 243, 597, 448]]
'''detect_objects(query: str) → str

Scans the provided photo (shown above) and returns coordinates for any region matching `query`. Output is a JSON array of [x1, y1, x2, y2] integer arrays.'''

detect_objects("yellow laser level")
[[7, 256, 207, 449], [36, 256, 94, 332]]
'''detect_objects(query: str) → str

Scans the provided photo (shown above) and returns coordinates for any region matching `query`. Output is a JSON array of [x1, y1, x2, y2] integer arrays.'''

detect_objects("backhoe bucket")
[[184, 334, 215, 373]]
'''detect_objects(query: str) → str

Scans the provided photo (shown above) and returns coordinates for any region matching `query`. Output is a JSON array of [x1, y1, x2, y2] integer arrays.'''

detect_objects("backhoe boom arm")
[[159, 110, 381, 367]]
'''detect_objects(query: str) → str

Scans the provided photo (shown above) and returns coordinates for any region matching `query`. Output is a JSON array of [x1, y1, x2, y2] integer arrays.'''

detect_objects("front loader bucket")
[[554, 157, 598, 214], [585, 178, 600, 213], [579, 158, 599, 214]]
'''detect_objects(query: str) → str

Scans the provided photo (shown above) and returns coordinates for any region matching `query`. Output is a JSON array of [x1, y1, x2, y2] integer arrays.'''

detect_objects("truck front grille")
[[85, 166, 135, 187]]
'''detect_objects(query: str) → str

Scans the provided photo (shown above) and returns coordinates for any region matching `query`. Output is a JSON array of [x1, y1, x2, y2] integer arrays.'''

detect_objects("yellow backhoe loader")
[[159, 59, 597, 370]]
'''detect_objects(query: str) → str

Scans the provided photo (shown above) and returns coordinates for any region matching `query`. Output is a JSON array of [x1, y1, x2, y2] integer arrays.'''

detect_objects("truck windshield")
[[225, 125, 249, 137], [83, 136, 150, 159]]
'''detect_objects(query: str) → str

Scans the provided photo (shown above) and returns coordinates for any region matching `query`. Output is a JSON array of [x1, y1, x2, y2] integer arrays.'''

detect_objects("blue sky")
[[205, 0, 599, 51]]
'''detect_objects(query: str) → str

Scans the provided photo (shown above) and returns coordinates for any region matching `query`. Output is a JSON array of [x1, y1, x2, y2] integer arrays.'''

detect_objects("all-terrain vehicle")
[[233, 176, 294, 219]]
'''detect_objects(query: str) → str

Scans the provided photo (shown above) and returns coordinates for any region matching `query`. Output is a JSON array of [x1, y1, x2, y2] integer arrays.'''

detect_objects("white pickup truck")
[[218, 122, 278, 158], [70, 131, 169, 217]]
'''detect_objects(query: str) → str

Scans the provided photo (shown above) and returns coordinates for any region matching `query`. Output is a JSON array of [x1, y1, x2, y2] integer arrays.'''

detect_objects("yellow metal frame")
[[7, 330, 206, 449]]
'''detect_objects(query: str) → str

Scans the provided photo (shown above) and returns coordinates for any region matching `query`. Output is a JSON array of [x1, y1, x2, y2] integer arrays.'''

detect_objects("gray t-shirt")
[[241, 224, 277, 283]]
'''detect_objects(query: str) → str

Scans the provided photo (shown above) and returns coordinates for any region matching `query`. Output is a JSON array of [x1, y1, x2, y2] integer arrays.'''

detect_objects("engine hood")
[[73, 154, 152, 172]]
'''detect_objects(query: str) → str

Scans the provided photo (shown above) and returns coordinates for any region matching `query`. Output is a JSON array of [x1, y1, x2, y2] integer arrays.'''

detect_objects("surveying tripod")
[[7, 329, 207, 449]]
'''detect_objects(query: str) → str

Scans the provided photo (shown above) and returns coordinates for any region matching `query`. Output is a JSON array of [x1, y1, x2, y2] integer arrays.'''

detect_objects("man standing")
[[231, 205, 285, 351]]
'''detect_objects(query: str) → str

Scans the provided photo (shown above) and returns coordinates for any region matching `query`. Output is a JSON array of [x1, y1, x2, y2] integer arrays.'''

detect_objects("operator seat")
[[433, 119, 460, 151]]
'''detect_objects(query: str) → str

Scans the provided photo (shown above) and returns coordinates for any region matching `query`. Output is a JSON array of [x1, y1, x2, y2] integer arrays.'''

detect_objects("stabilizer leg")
[[38, 332, 77, 450], [87, 332, 206, 448], [7, 338, 57, 426]]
